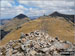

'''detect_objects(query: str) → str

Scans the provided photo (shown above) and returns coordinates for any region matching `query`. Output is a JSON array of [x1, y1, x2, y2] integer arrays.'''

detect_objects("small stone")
[[21, 45, 26, 50], [12, 50, 18, 54], [30, 50, 37, 56]]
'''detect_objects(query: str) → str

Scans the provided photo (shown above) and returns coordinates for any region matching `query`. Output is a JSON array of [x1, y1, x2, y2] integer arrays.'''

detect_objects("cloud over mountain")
[[0, 0, 74, 19]]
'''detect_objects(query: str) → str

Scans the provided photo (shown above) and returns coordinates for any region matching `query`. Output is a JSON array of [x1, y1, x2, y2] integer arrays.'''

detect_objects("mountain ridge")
[[0, 16, 74, 46], [0, 12, 74, 46], [49, 11, 74, 23]]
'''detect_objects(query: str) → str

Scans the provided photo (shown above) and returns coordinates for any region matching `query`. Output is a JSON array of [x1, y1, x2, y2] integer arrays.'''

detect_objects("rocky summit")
[[0, 30, 75, 56]]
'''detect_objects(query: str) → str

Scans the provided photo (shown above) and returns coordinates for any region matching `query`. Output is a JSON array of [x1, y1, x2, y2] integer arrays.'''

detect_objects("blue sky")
[[0, 0, 75, 19]]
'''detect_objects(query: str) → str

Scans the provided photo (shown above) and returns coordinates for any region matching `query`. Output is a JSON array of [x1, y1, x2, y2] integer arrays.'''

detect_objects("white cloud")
[[18, 0, 74, 8], [0, 0, 74, 19], [26, 8, 47, 16], [0, 4, 28, 18], [1, 1, 12, 7], [15, 5, 28, 14], [18, 0, 74, 15], [16, 5, 24, 9]]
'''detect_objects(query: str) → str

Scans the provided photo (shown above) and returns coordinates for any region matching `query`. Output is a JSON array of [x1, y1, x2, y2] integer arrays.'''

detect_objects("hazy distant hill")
[[49, 11, 74, 23], [0, 19, 11, 25], [30, 16, 39, 20]]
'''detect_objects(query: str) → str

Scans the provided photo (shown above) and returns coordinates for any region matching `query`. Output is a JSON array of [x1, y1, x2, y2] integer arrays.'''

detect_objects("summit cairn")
[[0, 30, 75, 56]]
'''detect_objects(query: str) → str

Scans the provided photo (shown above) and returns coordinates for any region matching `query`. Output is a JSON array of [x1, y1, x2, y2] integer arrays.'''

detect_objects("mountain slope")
[[0, 17, 74, 46], [0, 14, 30, 40], [1, 14, 30, 31], [49, 11, 74, 23]]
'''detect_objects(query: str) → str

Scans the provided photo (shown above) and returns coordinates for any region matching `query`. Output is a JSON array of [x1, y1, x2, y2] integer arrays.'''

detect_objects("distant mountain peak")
[[49, 11, 74, 23], [53, 11, 59, 14], [14, 14, 28, 19], [50, 11, 62, 16]]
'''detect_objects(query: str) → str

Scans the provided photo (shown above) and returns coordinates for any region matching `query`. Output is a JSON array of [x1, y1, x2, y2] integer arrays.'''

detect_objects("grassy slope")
[[0, 17, 74, 46], [2, 18, 30, 31]]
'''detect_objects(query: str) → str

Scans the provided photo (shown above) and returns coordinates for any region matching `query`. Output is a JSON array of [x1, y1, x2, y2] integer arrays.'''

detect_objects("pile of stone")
[[0, 30, 75, 56]]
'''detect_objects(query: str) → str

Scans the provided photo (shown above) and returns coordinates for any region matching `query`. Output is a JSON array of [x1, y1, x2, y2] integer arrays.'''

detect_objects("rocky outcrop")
[[0, 29, 10, 40], [0, 30, 75, 56]]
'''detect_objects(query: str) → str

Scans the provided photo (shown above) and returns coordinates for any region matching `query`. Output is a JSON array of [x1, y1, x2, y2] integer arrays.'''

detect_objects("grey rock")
[[0, 30, 74, 56]]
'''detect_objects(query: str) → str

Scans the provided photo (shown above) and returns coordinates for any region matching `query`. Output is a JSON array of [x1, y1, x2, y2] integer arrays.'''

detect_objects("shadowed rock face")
[[49, 11, 74, 23], [14, 14, 28, 19], [0, 30, 10, 40]]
